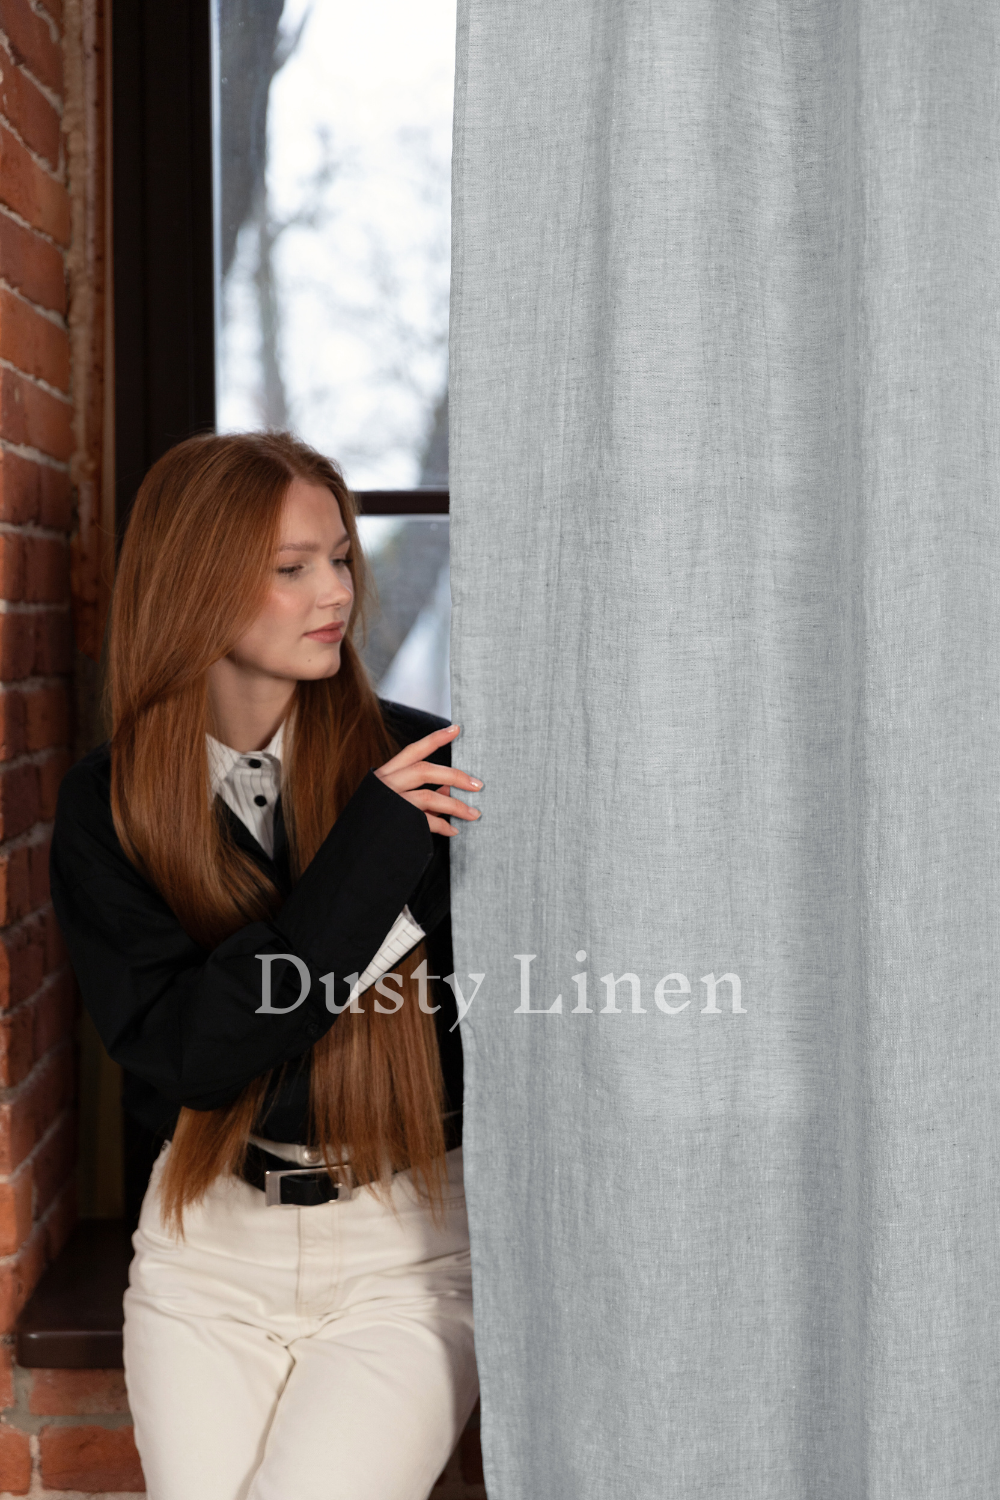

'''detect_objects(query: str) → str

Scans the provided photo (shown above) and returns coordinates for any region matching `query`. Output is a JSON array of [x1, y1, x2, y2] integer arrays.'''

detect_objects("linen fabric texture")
[[448, 3, 1000, 1497]]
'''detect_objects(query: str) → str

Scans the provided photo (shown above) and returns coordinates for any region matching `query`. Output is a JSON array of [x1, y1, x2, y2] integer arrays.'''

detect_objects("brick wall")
[[0, 0, 130, 1493], [0, 0, 80, 1380], [0, 1365, 142, 1495]]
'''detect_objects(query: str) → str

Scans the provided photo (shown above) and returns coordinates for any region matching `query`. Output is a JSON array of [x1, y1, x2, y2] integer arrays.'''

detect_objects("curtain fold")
[[448, 3, 1000, 1496]]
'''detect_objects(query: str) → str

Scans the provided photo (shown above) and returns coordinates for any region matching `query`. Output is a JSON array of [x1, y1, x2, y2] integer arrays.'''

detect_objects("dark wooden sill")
[[15, 1219, 133, 1369]]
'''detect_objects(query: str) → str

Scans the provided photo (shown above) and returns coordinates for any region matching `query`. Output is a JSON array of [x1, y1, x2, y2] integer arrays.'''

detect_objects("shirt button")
[[254, 795, 267, 806], [247, 759, 262, 768], [305, 1020, 320, 1038]]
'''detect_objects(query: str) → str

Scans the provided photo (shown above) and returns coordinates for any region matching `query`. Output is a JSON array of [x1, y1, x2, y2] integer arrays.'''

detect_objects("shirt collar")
[[205, 718, 286, 800]]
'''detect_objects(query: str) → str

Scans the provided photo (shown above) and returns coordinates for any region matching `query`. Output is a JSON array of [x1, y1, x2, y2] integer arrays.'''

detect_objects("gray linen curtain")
[[447, 3, 1000, 1496]]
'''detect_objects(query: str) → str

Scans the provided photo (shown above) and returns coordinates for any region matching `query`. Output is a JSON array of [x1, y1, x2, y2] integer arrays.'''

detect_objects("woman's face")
[[228, 476, 356, 684]]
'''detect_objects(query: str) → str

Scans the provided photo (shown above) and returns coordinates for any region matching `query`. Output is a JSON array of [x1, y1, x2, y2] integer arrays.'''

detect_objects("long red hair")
[[106, 430, 448, 1237]]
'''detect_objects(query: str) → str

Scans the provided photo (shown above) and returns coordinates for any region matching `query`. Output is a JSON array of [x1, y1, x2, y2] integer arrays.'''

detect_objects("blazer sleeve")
[[398, 734, 452, 938], [49, 755, 435, 1111]]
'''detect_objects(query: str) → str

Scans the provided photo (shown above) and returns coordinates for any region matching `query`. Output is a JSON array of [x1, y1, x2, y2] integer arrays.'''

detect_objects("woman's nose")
[[319, 563, 353, 605]]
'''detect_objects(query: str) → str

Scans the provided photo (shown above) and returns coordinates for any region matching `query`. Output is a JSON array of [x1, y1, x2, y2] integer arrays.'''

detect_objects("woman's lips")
[[305, 623, 345, 643]]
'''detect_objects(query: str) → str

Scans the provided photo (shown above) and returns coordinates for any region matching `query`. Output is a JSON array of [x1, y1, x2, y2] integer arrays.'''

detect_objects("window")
[[212, 0, 455, 714]]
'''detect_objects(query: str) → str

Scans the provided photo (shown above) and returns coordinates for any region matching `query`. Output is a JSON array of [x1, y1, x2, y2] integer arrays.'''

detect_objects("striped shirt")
[[206, 721, 426, 994]]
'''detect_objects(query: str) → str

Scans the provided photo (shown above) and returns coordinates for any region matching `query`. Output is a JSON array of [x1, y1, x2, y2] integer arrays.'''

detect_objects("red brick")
[[37, 471, 71, 531], [0, 38, 61, 169], [0, 0, 63, 96], [0, 1085, 37, 1175], [28, 834, 49, 906], [37, 745, 70, 817], [31, 1111, 75, 1218], [0, 364, 72, 459], [32, 607, 71, 673], [0, 447, 68, 525], [0, 288, 69, 391], [0, 1157, 32, 1254], [0, 612, 33, 679], [30, 1366, 129, 1417], [31, 971, 73, 1057], [0, 919, 45, 1010], [0, 122, 68, 246], [0, 1041, 74, 1173], [0, 1216, 46, 1329], [24, 684, 68, 750], [0, 688, 25, 761], [41, 1423, 145, 1493], [0, 761, 39, 841], [0, 998, 34, 1086], [0, 1340, 14, 1407], [0, 843, 31, 924], [0, 532, 25, 600], [0, 209, 65, 314], [22, 535, 68, 602], [0, 1422, 30, 1493]]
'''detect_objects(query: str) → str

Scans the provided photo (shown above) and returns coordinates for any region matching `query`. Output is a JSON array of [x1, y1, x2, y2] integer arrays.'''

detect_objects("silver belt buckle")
[[264, 1162, 355, 1207]]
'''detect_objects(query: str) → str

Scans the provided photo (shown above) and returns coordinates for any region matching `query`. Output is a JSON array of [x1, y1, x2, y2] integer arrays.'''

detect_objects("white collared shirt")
[[206, 720, 286, 859], [206, 722, 426, 994]]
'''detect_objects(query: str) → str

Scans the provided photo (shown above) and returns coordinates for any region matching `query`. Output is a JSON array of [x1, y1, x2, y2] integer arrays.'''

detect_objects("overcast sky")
[[216, 0, 457, 490]]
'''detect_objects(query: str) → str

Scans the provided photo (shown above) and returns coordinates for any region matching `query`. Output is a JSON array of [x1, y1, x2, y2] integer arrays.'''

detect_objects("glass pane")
[[211, 0, 454, 713], [357, 517, 450, 719], [213, 0, 454, 487]]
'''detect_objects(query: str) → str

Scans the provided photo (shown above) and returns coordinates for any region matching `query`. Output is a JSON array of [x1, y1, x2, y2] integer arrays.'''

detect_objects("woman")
[[49, 430, 484, 1500]]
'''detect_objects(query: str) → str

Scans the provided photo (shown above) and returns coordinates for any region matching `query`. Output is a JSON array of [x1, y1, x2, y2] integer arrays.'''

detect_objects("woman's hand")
[[374, 725, 482, 838]]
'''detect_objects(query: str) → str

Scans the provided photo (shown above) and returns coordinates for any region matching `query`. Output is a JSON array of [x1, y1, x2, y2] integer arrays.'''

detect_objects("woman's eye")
[[334, 555, 352, 568], [277, 564, 302, 576]]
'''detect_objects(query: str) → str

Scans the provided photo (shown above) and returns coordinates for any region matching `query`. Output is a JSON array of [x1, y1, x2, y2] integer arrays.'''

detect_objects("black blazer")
[[49, 697, 462, 1147]]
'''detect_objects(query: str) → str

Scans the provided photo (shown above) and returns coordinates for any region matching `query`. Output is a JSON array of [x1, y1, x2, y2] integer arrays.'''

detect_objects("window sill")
[[15, 1218, 133, 1369]]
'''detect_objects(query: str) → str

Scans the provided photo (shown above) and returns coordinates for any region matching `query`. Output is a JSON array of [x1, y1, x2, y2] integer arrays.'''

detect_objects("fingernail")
[[470, 778, 482, 788]]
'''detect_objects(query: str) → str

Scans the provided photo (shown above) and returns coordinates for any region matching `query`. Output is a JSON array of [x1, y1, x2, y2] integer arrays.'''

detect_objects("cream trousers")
[[123, 1139, 479, 1500]]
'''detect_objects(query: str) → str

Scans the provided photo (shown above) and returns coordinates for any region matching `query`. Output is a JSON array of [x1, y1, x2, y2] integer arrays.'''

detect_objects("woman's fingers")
[[410, 788, 480, 821], [375, 725, 461, 779], [429, 786, 454, 835], [384, 760, 481, 794], [372, 726, 485, 837]]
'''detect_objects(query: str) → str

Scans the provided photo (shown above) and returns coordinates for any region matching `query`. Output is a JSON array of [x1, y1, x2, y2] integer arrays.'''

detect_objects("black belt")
[[238, 1108, 464, 1207]]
